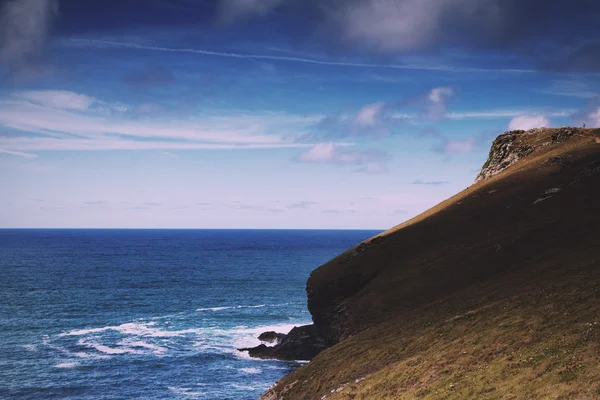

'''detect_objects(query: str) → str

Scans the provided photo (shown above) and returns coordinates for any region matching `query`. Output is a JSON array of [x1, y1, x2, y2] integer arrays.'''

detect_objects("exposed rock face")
[[475, 127, 580, 183], [239, 325, 327, 361], [475, 130, 533, 183]]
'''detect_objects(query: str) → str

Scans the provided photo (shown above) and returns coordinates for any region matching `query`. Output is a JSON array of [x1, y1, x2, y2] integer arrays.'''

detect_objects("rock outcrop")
[[475, 127, 579, 183], [258, 331, 287, 344], [239, 324, 327, 361]]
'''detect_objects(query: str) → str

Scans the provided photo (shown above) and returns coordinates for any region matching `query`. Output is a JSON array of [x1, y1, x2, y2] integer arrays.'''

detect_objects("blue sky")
[[1, 0, 599, 228]]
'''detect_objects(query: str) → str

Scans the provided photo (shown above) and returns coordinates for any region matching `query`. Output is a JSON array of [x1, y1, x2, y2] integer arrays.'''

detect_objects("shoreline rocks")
[[258, 331, 287, 344], [238, 324, 327, 361]]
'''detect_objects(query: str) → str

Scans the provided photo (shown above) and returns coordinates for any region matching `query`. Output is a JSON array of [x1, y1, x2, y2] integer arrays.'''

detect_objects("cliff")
[[261, 127, 600, 399]]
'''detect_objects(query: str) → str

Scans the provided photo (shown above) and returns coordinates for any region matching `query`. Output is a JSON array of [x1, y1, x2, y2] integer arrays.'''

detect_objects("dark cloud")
[[217, 0, 282, 23], [5, 0, 595, 74], [544, 42, 600, 72], [122, 65, 175, 87], [0, 0, 59, 77], [54, 0, 214, 35], [215, 0, 600, 69]]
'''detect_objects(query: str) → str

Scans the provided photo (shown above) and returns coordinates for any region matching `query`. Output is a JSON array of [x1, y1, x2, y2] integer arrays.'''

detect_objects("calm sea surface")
[[0, 229, 378, 400]]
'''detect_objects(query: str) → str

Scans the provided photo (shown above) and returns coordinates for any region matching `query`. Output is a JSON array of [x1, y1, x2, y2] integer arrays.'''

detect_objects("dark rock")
[[238, 325, 327, 361], [551, 127, 577, 144], [258, 331, 286, 344]]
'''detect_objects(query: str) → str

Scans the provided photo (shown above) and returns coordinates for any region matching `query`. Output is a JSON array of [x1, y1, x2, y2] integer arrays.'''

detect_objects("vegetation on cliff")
[[261, 127, 600, 400]]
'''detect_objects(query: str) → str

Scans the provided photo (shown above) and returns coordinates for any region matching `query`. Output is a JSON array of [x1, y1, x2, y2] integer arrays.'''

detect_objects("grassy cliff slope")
[[261, 127, 600, 400]]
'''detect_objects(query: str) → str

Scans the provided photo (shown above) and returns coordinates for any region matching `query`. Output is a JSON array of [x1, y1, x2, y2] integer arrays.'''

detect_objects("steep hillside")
[[261, 127, 600, 400]]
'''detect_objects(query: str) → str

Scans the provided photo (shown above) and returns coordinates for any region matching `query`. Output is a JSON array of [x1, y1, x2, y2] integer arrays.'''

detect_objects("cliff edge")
[[261, 127, 600, 400]]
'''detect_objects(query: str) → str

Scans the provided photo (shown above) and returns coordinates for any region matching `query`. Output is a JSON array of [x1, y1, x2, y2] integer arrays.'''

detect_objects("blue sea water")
[[0, 229, 378, 400]]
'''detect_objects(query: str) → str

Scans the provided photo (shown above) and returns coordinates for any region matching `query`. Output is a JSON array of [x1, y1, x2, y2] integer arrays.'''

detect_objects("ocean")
[[0, 229, 379, 400]]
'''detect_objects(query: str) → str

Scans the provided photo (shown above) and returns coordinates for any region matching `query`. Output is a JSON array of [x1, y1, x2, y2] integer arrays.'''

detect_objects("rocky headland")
[[257, 127, 600, 399]]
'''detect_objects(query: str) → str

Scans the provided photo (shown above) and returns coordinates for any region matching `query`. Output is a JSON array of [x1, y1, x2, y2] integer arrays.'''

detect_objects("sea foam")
[[55, 362, 79, 369], [196, 304, 267, 312], [240, 367, 262, 374]]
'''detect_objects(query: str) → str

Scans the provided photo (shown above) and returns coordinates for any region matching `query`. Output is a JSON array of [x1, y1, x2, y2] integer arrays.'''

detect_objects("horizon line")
[[0, 227, 387, 231]]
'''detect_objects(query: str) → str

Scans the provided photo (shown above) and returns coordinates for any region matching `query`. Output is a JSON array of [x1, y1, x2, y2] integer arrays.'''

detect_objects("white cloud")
[[584, 106, 600, 128], [131, 103, 164, 116], [296, 142, 389, 166], [356, 163, 389, 174], [317, 101, 397, 138], [447, 109, 575, 119], [427, 86, 454, 120], [439, 137, 476, 154], [0, 0, 58, 69], [428, 87, 453, 104], [0, 90, 339, 152], [297, 143, 344, 163], [508, 114, 551, 130], [0, 137, 317, 152], [17, 90, 96, 111], [353, 101, 385, 127], [335, 0, 447, 52], [537, 79, 599, 99], [0, 148, 38, 159], [331, 0, 502, 52], [65, 39, 533, 74]]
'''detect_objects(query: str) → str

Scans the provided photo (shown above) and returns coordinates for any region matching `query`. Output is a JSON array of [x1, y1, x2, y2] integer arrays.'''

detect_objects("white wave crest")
[[168, 387, 208, 397], [23, 344, 36, 352], [231, 383, 261, 391], [55, 362, 79, 369], [196, 304, 267, 312], [42, 336, 109, 359], [61, 322, 201, 338], [78, 338, 144, 355], [60, 327, 112, 336], [117, 338, 167, 354], [55, 314, 310, 361], [240, 367, 262, 374]]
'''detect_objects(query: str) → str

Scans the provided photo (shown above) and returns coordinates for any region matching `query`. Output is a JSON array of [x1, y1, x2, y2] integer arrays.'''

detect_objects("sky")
[[0, 0, 599, 229]]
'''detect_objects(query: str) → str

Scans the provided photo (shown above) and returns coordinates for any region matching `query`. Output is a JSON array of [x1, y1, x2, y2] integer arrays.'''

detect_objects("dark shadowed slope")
[[261, 127, 600, 400]]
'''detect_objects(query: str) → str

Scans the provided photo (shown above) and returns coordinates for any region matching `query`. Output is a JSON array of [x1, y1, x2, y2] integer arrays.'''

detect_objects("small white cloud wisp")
[[353, 102, 386, 127], [508, 114, 551, 130], [17, 90, 97, 111]]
